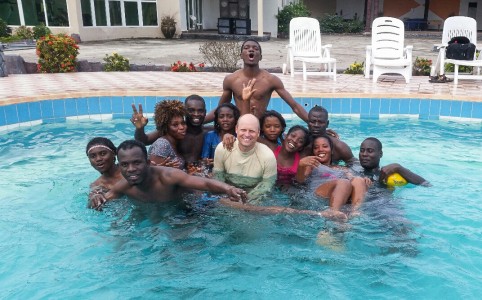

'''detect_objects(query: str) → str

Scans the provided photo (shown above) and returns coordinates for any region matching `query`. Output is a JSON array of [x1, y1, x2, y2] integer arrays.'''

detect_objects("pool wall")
[[1, 96, 481, 131]]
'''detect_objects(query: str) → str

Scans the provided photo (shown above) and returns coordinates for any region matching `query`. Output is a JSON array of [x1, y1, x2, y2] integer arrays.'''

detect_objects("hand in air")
[[242, 79, 257, 102], [222, 133, 236, 151], [131, 104, 148, 129], [226, 186, 247, 203]]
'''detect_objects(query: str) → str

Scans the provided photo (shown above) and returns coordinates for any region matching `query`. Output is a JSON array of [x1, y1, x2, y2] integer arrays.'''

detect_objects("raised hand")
[[131, 104, 148, 129], [242, 79, 257, 102]]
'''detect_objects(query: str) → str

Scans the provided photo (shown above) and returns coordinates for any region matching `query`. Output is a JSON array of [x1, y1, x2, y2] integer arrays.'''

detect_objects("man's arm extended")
[[272, 76, 308, 122]]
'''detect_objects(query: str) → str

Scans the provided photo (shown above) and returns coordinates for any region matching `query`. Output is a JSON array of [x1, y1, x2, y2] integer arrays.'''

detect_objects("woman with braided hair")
[[148, 100, 187, 170]]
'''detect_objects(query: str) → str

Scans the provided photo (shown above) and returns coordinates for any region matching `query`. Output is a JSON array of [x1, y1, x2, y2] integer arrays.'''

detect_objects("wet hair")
[[287, 125, 310, 149], [214, 103, 240, 133], [363, 137, 382, 151], [86, 137, 116, 156], [240, 39, 262, 55], [312, 134, 334, 164], [184, 94, 205, 107], [308, 105, 329, 118], [260, 110, 286, 140], [117, 140, 148, 161], [153, 100, 186, 135]]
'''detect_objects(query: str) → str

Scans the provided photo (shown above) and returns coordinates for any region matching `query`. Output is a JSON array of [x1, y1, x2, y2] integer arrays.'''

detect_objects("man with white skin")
[[213, 114, 277, 202]]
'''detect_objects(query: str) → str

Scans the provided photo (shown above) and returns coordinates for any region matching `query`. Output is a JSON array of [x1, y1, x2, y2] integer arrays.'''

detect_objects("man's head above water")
[[184, 94, 206, 127], [308, 106, 329, 137], [359, 137, 383, 171]]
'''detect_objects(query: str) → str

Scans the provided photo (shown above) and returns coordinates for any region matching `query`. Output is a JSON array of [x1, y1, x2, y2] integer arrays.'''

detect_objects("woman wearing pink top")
[[274, 125, 310, 185]]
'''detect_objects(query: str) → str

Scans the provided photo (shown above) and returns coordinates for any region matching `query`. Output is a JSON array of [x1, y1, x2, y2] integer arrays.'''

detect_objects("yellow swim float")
[[386, 173, 408, 187]]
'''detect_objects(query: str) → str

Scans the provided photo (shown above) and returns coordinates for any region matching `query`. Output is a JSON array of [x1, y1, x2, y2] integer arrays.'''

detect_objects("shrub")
[[199, 41, 239, 72], [344, 61, 364, 74], [170, 61, 204, 72], [33, 23, 51, 39], [36, 34, 79, 73], [319, 14, 364, 34], [413, 57, 432, 75], [276, 2, 311, 36], [0, 18, 11, 38], [103, 52, 130, 71], [15, 26, 34, 39]]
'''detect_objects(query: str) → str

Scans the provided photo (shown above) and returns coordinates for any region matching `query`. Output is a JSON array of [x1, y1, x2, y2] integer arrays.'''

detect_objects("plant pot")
[[161, 25, 176, 39]]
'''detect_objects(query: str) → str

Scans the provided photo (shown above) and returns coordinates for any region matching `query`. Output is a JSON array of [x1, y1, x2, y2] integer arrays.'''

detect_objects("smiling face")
[[235, 114, 260, 152], [283, 129, 307, 153], [308, 110, 329, 137], [185, 99, 206, 127], [240, 40, 262, 66], [217, 106, 236, 132], [166, 115, 187, 140], [359, 139, 382, 170], [118, 146, 150, 186], [88, 146, 116, 174], [262, 116, 283, 143], [312, 136, 332, 165]]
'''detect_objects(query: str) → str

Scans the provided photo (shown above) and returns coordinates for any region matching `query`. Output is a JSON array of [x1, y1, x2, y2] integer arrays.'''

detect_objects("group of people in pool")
[[87, 39, 429, 219]]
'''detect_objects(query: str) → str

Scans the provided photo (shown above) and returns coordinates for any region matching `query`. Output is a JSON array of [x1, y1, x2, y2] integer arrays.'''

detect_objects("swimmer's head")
[[154, 100, 187, 135], [308, 106, 329, 137], [359, 137, 383, 170], [117, 140, 149, 186], [312, 135, 333, 165], [286, 125, 310, 149], [214, 103, 240, 133], [117, 139, 148, 162], [86, 137, 116, 156], [260, 110, 286, 143], [184, 95, 206, 127]]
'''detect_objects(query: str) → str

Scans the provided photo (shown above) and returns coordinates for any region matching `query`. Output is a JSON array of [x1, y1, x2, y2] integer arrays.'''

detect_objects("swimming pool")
[[1, 98, 481, 298]]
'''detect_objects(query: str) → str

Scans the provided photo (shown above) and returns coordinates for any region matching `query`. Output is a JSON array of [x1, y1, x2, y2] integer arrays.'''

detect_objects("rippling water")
[[0, 117, 481, 299]]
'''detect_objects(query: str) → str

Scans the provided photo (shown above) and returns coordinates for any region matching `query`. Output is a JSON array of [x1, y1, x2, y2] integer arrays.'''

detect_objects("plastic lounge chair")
[[283, 17, 336, 81], [365, 17, 413, 83], [431, 16, 482, 85]]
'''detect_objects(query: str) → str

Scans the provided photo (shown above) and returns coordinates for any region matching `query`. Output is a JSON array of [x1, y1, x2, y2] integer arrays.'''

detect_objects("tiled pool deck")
[[1, 72, 481, 130]]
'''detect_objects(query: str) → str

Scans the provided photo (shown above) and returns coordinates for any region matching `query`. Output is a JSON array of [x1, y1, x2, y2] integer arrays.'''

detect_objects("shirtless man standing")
[[205, 39, 308, 123], [131, 94, 209, 165]]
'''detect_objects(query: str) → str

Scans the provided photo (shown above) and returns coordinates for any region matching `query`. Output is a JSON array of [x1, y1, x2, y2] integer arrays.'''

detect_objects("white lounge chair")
[[283, 17, 336, 81], [365, 17, 413, 83], [432, 16, 482, 84]]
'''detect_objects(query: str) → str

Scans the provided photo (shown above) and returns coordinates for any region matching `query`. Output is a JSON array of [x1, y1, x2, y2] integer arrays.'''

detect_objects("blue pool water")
[[1, 116, 481, 299]]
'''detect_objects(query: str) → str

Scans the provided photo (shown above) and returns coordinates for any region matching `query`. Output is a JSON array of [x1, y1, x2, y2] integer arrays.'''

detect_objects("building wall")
[[304, 0, 336, 19]]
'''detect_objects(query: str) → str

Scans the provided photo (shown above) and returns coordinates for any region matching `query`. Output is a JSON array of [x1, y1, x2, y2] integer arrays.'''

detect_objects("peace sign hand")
[[131, 104, 148, 129]]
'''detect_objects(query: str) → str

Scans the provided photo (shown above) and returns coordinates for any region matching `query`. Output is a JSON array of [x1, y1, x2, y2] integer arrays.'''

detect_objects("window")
[[80, 0, 157, 27], [81, 0, 93, 26], [94, 0, 107, 26], [109, 0, 122, 26], [47, 0, 69, 26], [142, 2, 157, 26], [0, 0, 21, 25], [22, 0, 46, 26], [124, 1, 139, 26]]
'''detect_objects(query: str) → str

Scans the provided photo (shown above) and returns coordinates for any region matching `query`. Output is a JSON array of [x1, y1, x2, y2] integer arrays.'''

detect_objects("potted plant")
[[161, 15, 177, 39]]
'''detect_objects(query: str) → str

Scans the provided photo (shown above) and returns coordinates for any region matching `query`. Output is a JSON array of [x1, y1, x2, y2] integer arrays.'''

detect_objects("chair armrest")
[[321, 44, 333, 49]]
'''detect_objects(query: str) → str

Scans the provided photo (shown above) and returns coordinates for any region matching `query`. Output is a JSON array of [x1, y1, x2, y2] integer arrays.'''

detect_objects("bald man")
[[213, 114, 277, 203]]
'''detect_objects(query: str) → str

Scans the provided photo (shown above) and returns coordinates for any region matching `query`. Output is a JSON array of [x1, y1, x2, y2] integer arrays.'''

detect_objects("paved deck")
[[1, 71, 481, 107]]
